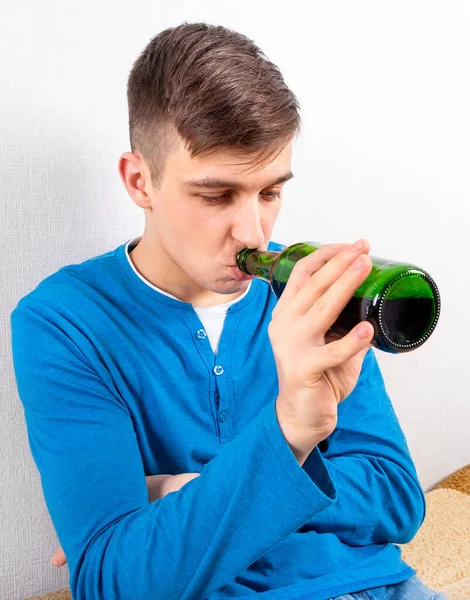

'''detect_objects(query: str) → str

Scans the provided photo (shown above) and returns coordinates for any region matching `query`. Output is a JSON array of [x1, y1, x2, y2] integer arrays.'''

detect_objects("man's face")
[[128, 136, 293, 306]]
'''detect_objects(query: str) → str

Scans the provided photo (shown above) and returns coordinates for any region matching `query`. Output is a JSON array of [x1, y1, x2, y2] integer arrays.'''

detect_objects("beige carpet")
[[399, 464, 470, 599], [24, 592, 71, 600], [25, 465, 470, 600]]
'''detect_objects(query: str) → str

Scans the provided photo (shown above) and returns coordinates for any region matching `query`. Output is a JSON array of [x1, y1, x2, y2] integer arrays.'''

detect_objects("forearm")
[[303, 453, 425, 545], [71, 401, 335, 600], [299, 348, 426, 546]]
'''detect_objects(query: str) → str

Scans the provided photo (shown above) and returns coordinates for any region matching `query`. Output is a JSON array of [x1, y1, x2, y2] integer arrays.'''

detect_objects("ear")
[[118, 151, 153, 209]]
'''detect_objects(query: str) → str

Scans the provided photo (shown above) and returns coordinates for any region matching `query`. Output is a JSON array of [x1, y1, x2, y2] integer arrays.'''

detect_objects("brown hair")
[[127, 22, 301, 187]]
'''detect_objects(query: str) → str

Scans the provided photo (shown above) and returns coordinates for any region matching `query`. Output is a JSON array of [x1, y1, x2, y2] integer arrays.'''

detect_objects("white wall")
[[1, 1, 469, 598]]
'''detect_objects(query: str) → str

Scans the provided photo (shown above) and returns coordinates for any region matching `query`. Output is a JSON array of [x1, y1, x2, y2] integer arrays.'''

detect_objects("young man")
[[11, 23, 445, 600]]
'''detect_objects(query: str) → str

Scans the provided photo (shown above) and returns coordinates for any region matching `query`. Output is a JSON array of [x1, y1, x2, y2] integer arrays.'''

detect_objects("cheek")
[[159, 200, 202, 235]]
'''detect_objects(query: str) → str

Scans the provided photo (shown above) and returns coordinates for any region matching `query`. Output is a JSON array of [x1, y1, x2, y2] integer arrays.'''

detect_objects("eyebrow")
[[182, 171, 294, 191]]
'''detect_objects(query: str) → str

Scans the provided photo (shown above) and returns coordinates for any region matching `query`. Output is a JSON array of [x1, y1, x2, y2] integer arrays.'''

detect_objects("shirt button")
[[213, 365, 224, 376], [219, 410, 229, 423], [196, 329, 207, 340]]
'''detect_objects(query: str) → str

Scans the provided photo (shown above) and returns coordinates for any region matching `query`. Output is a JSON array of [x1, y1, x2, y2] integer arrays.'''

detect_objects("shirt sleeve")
[[302, 347, 426, 546], [10, 299, 336, 600]]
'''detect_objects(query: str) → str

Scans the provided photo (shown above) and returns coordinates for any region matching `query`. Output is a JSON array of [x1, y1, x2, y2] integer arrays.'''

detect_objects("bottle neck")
[[236, 249, 279, 282]]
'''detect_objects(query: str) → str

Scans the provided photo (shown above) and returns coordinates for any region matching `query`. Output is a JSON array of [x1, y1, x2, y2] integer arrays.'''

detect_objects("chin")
[[213, 279, 250, 294]]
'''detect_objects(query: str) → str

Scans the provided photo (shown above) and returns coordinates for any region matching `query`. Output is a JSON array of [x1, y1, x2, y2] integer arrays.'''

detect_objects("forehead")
[[167, 139, 293, 187]]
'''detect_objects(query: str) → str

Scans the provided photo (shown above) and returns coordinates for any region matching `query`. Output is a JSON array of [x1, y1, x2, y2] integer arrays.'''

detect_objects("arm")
[[11, 300, 336, 600], [301, 347, 426, 546], [52, 473, 200, 567]]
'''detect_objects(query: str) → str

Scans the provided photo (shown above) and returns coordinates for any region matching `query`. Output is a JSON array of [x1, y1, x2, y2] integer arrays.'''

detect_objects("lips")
[[229, 266, 254, 281]]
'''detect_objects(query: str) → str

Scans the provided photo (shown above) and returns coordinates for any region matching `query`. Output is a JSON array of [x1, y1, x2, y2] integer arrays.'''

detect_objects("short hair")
[[127, 22, 301, 187]]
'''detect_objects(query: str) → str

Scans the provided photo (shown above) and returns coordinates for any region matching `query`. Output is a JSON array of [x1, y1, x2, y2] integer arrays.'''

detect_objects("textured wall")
[[1, 1, 469, 598]]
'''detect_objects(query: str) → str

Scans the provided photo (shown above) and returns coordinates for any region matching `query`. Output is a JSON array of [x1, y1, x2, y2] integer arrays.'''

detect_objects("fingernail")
[[352, 239, 363, 251], [357, 324, 370, 339]]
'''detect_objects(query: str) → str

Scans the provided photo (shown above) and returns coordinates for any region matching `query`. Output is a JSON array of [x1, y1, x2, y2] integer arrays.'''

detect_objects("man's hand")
[[51, 472, 200, 567], [51, 546, 67, 568], [269, 240, 374, 465]]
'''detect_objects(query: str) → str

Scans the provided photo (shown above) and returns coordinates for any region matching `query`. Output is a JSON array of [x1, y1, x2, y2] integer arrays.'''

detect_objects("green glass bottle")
[[236, 242, 441, 354]]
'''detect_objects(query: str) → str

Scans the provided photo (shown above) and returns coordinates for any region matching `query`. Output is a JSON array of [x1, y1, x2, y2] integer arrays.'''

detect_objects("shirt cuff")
[[261, 399, 337, 507]]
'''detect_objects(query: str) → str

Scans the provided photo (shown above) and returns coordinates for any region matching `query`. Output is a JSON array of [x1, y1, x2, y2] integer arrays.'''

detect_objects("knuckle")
[[294, 256, 311, 273], [314, 299, 327, 316]]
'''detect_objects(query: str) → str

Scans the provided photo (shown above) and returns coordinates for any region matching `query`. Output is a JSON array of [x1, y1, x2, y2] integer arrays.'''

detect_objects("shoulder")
[[267, 240, 286, 252], [12, 247, 119, 316]]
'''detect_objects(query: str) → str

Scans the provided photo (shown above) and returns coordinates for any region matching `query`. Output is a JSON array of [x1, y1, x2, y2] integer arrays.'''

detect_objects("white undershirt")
[[125, 237, 251, 355]]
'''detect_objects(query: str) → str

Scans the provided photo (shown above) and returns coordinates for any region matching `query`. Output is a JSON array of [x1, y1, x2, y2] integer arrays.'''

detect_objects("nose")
[[230, 197, 265, 250]]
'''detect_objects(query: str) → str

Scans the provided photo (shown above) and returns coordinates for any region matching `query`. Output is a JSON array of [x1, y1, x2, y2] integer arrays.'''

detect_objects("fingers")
[[51, 547, 67, 567], [305, 251, 373, 338], [311, 320, 374, 373], [273, 242, 350, 315], [291, 239, 370, 317], [161, 472, 201, 496]]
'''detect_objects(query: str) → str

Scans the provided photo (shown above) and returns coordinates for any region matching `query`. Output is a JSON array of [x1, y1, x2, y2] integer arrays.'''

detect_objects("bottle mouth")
[[377, 270, 441, 352], [236, 248, 256, 275]]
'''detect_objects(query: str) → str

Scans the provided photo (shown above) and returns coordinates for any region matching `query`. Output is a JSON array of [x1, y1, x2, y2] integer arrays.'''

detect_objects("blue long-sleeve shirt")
[[10, 237, 425, 600]]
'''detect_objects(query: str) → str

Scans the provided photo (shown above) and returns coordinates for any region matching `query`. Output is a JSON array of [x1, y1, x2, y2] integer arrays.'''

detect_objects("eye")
[[261, 191, 281, 199], [201, 194, 231, 205], [200, 190, 281, 205]]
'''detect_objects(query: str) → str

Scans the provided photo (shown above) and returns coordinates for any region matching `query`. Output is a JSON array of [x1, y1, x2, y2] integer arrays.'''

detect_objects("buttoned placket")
[[186, 311, 239, 443]]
